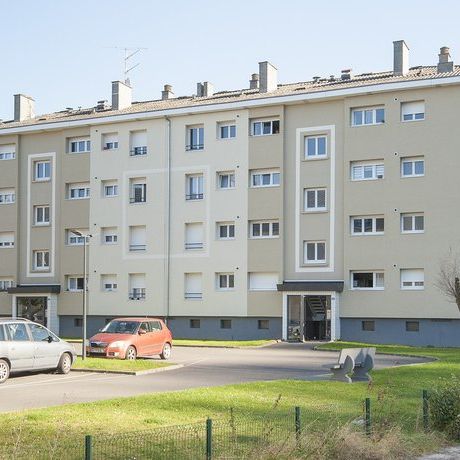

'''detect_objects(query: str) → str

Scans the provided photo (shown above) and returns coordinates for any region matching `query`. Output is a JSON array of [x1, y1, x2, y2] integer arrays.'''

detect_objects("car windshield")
[[101, 321, 139, 334]]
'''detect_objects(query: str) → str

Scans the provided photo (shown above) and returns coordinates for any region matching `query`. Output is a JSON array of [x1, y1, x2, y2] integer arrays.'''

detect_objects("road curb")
[[71, 363, 184, 376], [174, 340, 281, 349]]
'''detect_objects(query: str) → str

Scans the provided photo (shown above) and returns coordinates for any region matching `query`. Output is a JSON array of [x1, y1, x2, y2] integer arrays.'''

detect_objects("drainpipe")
[[164, 117, 172, 324]]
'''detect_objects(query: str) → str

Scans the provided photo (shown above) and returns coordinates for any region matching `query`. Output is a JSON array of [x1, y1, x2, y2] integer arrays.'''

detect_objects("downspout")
[[164, 117, 172, 324]]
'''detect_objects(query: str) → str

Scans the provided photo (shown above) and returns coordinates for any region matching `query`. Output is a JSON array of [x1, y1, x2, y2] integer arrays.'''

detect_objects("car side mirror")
[[47, 336, 54, 343]]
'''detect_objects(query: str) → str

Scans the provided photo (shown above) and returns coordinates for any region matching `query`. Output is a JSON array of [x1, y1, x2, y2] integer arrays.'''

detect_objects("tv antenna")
[[108, 46, 148, 84]]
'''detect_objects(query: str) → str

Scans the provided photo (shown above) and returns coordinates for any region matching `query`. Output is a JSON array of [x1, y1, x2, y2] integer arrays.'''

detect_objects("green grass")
[[173, 339, 276, 347], [72, 357, 172, 372]]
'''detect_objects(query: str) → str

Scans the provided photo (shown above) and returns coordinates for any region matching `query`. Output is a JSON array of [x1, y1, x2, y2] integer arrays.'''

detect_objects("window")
[[217, 222, 235, 240], [34, 250, 50, 270], [5, 323, 30, 341], [249, 272, 279, 291], [184, 273, 202, 300], [34, 206, 50, 225], [185, 222, 204, 250], [102, 228, 118, 245], [351, 107, 385, 126], [401, 213, 424, 233], [401, 269, 424, 290], [103, 133, 119, 150], [351, 272, 384, 290], [68, 276, 84, 292], [303, 241, 326, 264], [250, 170, 280, 188], [0, 233, 14, 248], [219, 123, 236, 139], [130, 180, 147, 203], [304, 188, 326, 211], [129, 273, 146, 300], [351, 162, 384, 181], [250, 221, 279, 239], [258, 320, 269, 330], [130, 130, 148, 156], [103, 180, 118, 197], [406, 321, 420, 332], [0, 278, 14, 291], [217, 273, 234, 290], [218, 172, 235, 189], [401, 101, 425, 122], [68, 183, 90, 199], [0, 189, 15, 204], [69, 138, 91, 153], [252, 119, 280, 136], [67, 230, 89, 245], [129, 226, 147, 252], [186, 174, 204, 200], [190, 319, 201, 329], [401, 157, 424, 177], [101, 275, 118, 292], [187, 126, 204, 150], [361, 321, 375, 332], [305, 135, 327, 158], [220, 319, 232, 329], [351, 216, 384, 235], [0, 144, 15, 160], [34, 161, 51, 181]]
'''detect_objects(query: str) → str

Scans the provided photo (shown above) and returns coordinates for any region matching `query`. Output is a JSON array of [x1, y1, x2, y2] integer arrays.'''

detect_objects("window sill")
[[104, 195, 119, 199], [251, 133, 280, 137], [401, 119, 425, 123], [250, 185, 280, 189], [217, 187, 236, 191], [32, 179, 51, 183], [33, 269, 50, 272], [68, 151, 90, 155], [33, 223, 51, 228], [350, 123, 385, 128], [302, 156, 329, 162], [303, 261, 327, 266], [401, 287, 425, 291], [67, 197, 90, 201], [350, 288, 384, 291], [249, 236, 280, 240], [301, 209, 328, 214], [351, 233, 384, 237], [401, 175, 424, 179], [350, 178, 384, 182], [401, 231, 424, 235]]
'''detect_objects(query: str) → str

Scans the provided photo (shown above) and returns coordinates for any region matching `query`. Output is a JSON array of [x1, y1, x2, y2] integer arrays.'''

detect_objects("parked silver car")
[[0, 318, 77, 384]]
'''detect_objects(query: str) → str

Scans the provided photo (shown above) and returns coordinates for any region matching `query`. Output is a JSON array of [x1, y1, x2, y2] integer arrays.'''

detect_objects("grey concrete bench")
[[330, 347, 375, 383]]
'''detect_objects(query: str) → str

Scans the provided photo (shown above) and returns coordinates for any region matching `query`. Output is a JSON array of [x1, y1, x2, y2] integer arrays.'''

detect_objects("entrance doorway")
[[16, 297, 47, 326], [304, 296, 330, 340]]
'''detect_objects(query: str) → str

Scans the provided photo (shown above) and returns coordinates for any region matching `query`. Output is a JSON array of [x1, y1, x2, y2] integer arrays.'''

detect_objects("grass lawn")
[[1, 341, 458, 458], [173, 338, 276, 347], [72, 357, 172, 372]]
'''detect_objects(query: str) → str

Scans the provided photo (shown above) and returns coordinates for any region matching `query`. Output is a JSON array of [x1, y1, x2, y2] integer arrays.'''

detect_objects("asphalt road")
[[0, 342, 430, 413]]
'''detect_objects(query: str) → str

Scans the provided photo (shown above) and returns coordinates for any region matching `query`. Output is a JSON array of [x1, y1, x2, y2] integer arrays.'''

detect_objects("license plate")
[[90, 348, 105, 354]]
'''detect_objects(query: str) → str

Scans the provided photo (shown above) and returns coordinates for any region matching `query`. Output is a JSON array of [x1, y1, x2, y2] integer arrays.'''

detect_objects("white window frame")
[[186, 174, 204, 200], [68, 276, 85, 292], [217, 222, 235, 240], [351, 106, 385, 126], [68, 230, 88, 246], [102, 134, 119, 150], [130, 181, 147, 204], [104, 183, 119, 197], [303, 241, 326, 264], [351, 271, 384, 290], [34, 205, 50, 226], [0, 151, 15, 161], [184, 273, 203, 300], [401, 101, 425, 122], [250, 170, 280, 188], [401, 269, 425, 290], [218, 123, 236, 139], [304, 135, 327, 159], [251, 119, 280, 136], [401, 213, 424, 234], [0, 190, 15, 204], [304, 188, 327, 212], [33, 250, 50, 270], [34, 161, 51, 181], [103, 234, 118, 244], [401, 157, 425, 178], [68, 184, 90, 200], [351, 162, 384, 181], [186, 126, 204, 151], [69, 138, 91, 154], [103, 282, 118, 292], [217, 172, 235, 190], [216, 273, 235, 291], [0, 233, 14, 248], [101, 275, 118, 292], [0, 279, 14, 291], [250, 221, 279, 239], [351, 216, 384, 236]]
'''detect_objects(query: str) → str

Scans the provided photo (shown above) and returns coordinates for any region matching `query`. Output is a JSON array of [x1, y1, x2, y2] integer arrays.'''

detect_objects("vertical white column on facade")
[[282, 293, 288, 340], [300, 294, 305, 341], [47, 294, 59, 334], [330, 292, 340, 341], [11, 295, 16, 317]]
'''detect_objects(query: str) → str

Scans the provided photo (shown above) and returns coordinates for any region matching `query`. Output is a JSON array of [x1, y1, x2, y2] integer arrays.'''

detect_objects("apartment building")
[[1, 40, 460, 346]]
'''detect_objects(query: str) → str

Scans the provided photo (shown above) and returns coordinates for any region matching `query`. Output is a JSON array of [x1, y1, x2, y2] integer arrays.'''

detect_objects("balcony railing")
[[186, 193, 204, 201], [185, 242, 204, 250], [185, 144, 204, 151], [129, 197, 146, 204], [129, 244, 146, 252], [130, 146, 148, 156], [129, 290, 146, 300], [184, 292, 203, 300]]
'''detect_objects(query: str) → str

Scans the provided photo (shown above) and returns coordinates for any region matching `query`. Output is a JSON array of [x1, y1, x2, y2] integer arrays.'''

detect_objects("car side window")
[[0, 325, 6, 341], [29, 324, 52, 342], [150, 321, 162, 332], [5, 323, 30, 341], [139, 322, 150, 333]]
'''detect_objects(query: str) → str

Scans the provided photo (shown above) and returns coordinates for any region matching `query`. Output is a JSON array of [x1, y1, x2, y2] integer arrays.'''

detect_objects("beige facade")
[[1, 42, 460, 345]]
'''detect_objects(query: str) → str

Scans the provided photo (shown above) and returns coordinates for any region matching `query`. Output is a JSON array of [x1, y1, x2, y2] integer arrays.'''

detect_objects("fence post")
[[84, 435, 92, 460], [206, 418, 212, 460], [295, 406, 301, 445], [365, 398, 371, 436], [423, 390, 429, 432]]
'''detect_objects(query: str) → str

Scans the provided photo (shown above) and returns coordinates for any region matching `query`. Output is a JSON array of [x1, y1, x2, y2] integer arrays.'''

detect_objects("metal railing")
[[185, 242, 204, 250], [129, 197, 146, 203], [186, 193, 204, 201], [128, 290, 146, 300], [185, 292, 203, 300], [186, 144, 204, 151], [129, 146, 147, 156], [129, 244, 146, 252]]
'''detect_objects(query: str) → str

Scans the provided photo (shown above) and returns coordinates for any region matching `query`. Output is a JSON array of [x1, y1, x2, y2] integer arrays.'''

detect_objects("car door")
[[29, 323, 61, 369], [149, 321, 164, 354], [136, 322, 152, 356], [4, 323, 34, 371]]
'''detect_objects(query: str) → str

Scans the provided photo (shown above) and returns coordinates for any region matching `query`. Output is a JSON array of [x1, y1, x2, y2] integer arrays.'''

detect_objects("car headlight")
[[108, 341, 127, 349]]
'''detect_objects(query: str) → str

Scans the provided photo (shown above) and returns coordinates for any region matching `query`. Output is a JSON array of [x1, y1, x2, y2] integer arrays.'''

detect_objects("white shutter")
[[0, 144, 15, 154], [352, 165, 364, 180], [376, 164, 384, 178], [249, 272, 279, 291], [130, 226, 146, 245], [103, 133, 118, 144], [129, 274, 145, 289], [185, 273, 202, 293], [186, 223, 203, 243], [402, 101, 424, 116], [401, 269, 424, 284], [0, 232, 14, 244], [131, 131, 147, 148]]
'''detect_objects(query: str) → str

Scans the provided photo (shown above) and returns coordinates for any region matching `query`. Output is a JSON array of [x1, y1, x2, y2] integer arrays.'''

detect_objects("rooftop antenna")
[[107, 46, 148, 84]]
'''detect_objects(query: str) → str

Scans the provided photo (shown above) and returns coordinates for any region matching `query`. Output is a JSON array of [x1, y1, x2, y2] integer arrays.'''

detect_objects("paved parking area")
[[0, 342, 430, 413]]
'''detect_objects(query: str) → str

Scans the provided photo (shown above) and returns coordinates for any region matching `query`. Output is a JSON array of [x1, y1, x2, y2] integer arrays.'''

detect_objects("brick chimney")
[[162, 85, 174, 100], [14, 94, 35, 122], [438, 46, 454, 73], [249, 73, 259, 89]]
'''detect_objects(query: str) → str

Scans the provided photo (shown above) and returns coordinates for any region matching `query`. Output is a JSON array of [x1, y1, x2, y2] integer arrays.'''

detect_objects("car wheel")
[[125, 346, 137, 360], [0, 359, 10, 384], [160, 343, 171, 360], [56, 353, 72, 374]]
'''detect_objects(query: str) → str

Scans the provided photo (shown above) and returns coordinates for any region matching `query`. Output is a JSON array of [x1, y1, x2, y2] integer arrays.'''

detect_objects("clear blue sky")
[[1, 0, 459, 120]]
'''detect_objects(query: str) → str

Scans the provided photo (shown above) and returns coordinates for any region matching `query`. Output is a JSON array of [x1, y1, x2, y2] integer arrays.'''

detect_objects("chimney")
[[196, 81, 214, 97], [438, 46, 454, 73], [249, 73, 259, 90], [111, 80, 132, 110], [162, 84, 174, 100], [341, 69, 352, 80], [14, 94, 35, 122], [259, 61, 278, 93], [393, 40, 409, 76]]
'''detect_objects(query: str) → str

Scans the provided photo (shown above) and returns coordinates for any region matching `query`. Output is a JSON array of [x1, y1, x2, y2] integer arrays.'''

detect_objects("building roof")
[[1, 65, 460, 131]]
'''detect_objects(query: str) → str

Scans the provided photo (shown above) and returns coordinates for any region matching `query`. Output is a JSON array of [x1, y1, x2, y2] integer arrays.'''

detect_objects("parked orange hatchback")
[[87, 318, 172, 360]]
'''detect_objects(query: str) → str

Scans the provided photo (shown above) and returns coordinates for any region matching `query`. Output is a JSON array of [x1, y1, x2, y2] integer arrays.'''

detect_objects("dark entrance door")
[[304, 296, 330, 341], [17, 297, 47, 326]]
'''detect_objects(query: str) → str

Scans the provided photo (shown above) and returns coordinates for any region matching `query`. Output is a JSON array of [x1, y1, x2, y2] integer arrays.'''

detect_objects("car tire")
[[56, 353, 72, 374], [0, 359, 10, 384], [160, 342, 172, 360], [125, 346, 137, 360]]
